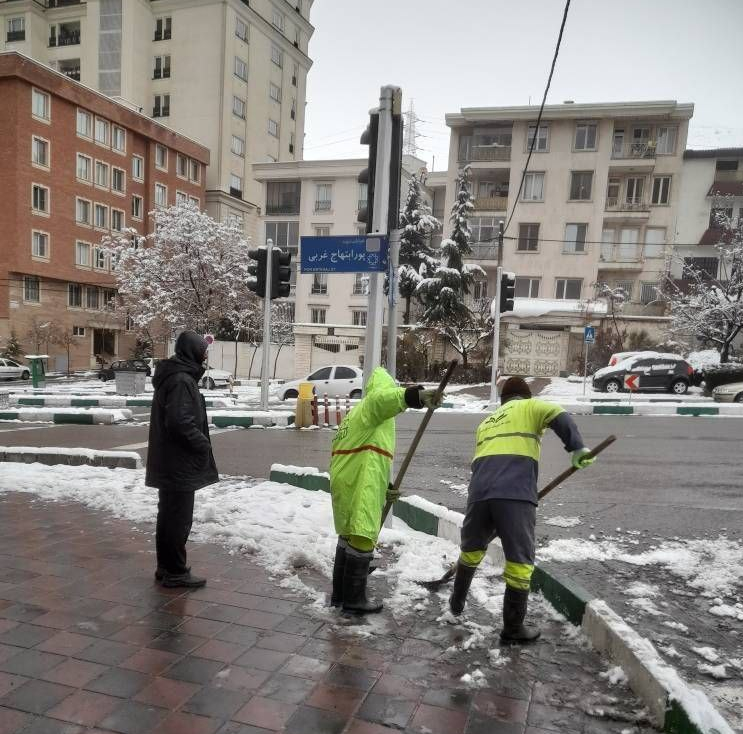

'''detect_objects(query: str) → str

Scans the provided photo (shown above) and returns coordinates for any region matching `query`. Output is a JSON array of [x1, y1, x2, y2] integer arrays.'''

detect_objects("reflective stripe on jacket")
[[468, 398, 583, 505], [329, 367, 407, 543]]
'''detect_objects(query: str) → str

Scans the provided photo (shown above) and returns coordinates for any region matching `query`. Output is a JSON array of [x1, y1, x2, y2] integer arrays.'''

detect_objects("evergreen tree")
[[1, 331, 23, 360], [397, 173, 440, 324]]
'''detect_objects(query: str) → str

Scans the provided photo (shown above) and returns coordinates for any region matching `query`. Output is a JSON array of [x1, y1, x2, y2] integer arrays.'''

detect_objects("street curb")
[[268, 465, 732, 734], [208, 411, 295, 428], [0, 446, 141, 469], [10, 395, 234, 409], [549, 402, 742, 418], [0, 408, 132, 425]]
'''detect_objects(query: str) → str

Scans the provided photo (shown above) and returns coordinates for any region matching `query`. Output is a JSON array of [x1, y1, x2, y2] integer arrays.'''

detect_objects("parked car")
[[0, 358, 30, 381], [200, 368, 232, 390], [712, 381, 743, 403], [97, 359, 151, 382], [593, 354, 694, 394], [608, 350, 683, 367], [279, 365, 363, 401]]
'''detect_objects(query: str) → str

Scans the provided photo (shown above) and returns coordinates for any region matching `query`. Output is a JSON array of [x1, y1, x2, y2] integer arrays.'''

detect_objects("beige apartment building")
[[441, 100, 694, 375], [0, 0, 314, 238]]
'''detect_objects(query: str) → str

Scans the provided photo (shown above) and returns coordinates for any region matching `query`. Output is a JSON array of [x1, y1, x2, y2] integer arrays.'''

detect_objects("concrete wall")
[[203, 339, 295, 380]]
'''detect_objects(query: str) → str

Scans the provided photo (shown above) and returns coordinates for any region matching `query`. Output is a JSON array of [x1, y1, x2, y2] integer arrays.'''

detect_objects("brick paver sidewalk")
[[0, 493, 655, 734]]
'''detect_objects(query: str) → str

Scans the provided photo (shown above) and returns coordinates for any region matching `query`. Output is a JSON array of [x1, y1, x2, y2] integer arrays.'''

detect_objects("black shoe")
[[160, 572, 206, 589], [330, 544, 346, 607], [499, 586, 540, 645], [342, 549, 383, 614], [155, 565, 190, 581], [449, 562, 477, 616]]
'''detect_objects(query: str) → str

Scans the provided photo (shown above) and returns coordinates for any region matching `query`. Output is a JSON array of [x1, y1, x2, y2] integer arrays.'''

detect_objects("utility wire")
[[502, 0, 571, 237]]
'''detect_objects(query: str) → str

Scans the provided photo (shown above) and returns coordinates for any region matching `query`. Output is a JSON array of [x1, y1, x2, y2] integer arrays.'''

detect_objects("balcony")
[[605, 196, 650, 214], [460, 144, 511, 163], [474, 195, 508, 212], [154, 30, 172, 41], [266, 202, 299, 215], [6, 30, 25, 42], [467, 243, 500, 261], [47, 0, 83, 7], [611, 142, 656, 162], [314, 200, 331, 212], [60, 65, 80, 81], [152, 106, 170, 118], [598, 244, 644, 270], [229, 187, 242, 199]]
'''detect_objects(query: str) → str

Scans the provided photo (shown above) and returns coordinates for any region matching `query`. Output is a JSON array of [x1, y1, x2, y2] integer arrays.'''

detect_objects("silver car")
[[712, 381, 743, 403], [0, 358, 30, 381]]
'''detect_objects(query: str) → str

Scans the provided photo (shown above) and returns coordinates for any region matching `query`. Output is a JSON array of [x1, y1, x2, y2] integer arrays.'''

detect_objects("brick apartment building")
[[0, 52, 209, 371]]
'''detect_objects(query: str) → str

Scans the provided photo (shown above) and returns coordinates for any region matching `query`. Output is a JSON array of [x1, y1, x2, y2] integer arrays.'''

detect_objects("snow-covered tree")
[[593, 282, 628, 349], [662, 213, 743, 362], [427, 295, 493, 370], [270, 302, 295, 378], [397, 173, 440, 324], [102, 203, 257, 335], [25, 318, 60, 355], [1, 331, 23, 360]]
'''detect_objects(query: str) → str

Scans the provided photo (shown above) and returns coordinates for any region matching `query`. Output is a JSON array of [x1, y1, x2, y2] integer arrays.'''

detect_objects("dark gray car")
[[592, 355, 694, 394]]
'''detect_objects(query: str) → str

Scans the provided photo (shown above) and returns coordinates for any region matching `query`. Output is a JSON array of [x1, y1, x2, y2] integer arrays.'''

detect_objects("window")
[[683, 257, 719, 279], [644, 228, 666, 258], [155, 183, 167, 207], [269, 82, 282, 103], [271, 44, 283, 67], [32, 136, 49, 167], [612, 128, 625, 157], [111, 209, 124, 231], [515, 277, 540, 298], [564, 223, 587, 253], [76, 198, 91, 225], [292, 63, 298, 86], [32, 184, 49, 214], [268, 119, 279, 137], [7, 16, 24, 40], [656, 126, 677, 155], [352, 311, 367, 327], [310, 308, 327, 324], [517, 223, 539, 251], [176, 153, 188, 178], [615, 280, 634, 301], [521, 172, 544, 201], [131, 194, 143, 219], [236, 17, 249, 42], [95, 160, 109, 188], [266, 183, 301, 215], [154, 16, 171, 40], [155, 144, 167, 170], [291, 99, 296, 120], [94, 118, 109, 145], [569, 171, 593, 200], [132, 155, 144, 181], [32, 231, 49, 259], [473, 279, 488, 300], [626, 176, 645, 205], [68, 283, 83, 307], [265, 221, 299, 249], [315, 184, 332, 211], [651, 176, 671, 205], [176, 191, 188, 206], [574, 122, 597, 151], [24, 276, 40, 303], [640, 282, 659, 305], [189, 196, 200, 208], [272, 10, 285, 31], [189, 160, 200, 183], [555, 278, 582, 300], [153, 93, 170, 117], [94, 203, 108, 229], [76, 109, 92, 138], [73, 326, 86, 337], [311, 273, 328, 295], [234, 56, 248, 81], [470, 215, 504, 243], [314, 226, 330, 237], [154, 55, 171, 79], [353, 273, 366, 295], [229, 175, 243, 197], [93, 246, 106, 270], [606, 176, 620, 206], [527, 124, 549, 152], [77, 153, 92, 182], [308, 367, 332, 380], [86, 287, 99, 310], [233, 96, 246, 119], [32, 89, 50, 121], [75, 241, 90, 266], [710, 207, 733, 228], [112, 167, 125, 193], [112, 126, 126, 152], [231, 135, 245, 157], [716, 159, 739, 172]]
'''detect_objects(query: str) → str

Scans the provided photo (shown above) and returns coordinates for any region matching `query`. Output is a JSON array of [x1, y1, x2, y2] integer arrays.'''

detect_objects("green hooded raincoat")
[[330, 367, 407, 544]]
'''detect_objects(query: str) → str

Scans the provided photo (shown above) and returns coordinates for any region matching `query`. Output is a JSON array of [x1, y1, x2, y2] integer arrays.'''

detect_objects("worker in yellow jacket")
[[449, 376, 595, 643], [330, 367, 441, 614]]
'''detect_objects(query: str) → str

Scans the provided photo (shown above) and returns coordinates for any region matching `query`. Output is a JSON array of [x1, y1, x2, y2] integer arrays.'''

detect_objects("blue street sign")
[[300, 235, 389, 273], [584, 326, 596, 344]]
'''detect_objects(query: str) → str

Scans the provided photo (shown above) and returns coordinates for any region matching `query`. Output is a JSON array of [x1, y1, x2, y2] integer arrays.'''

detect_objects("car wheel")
[[734, 393, 743, 403], [20, 370, 30, 381], [202, 377, 215, 390], [100, 374, 109, 382], [605, 379, 621, 393], [350, 389, 362, 399], [670, 379, 688, 395], [283, 389, 299, 400]]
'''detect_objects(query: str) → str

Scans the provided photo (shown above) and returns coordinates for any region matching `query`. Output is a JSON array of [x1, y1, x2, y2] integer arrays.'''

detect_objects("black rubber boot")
[[155, 566, 189, 581], [160, 572, 207, 589], [499, 586, 540, 644], [342, 549, 383, 614], [449, 563, 477, 616], [330, 543, 346, 607]]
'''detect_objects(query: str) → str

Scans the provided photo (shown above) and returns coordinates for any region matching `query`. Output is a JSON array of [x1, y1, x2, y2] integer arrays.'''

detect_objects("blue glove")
[[571, 447, 595, 469]]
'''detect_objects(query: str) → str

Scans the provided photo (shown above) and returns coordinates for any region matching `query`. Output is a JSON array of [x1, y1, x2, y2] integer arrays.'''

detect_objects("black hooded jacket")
[[145, 331, 219, 493]]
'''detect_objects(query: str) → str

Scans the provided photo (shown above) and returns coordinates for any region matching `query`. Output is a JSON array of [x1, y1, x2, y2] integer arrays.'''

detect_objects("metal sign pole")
[[363, 85, 397, 390], [260, 239, 274, 410], [582, 339, 588, 396], [386, 228, 401, 379], [488, 265, 503, 408]]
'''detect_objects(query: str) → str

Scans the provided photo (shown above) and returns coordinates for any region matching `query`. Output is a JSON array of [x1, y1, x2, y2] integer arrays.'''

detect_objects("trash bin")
[[294, 381, 315, 428], [115, 369, 146, 395], [25, 355, 48, 389]]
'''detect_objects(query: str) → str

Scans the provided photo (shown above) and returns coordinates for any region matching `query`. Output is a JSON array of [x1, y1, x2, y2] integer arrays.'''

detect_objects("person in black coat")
[[146, 330, 219, 588]]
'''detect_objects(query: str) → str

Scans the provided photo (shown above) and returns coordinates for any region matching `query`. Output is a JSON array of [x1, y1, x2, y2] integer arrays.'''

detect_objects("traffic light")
[[387, 91, 403, 232], [271, 249, 292, 300], [248, 248, 267, 298], [358, 112, 379, 233], [500, 271, 516, 313]]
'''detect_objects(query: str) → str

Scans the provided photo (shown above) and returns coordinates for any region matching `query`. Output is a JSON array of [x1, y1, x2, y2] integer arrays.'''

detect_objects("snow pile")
[[270, 463, 329, 478], [687, 350, 721, 371], [709, 603, 743, 621], [692, 647, 720, 663], [698, 664, 729, 680], [600, 665, 629, 686], [543, 515, 582, 528]]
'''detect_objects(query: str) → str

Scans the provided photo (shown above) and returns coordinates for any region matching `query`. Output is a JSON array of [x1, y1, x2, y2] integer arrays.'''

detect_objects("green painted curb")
[[0, 412, 19, 420], [17, 398, 44, 406], [664, 700, 704, 734], [53, 414, 94, 424], [392, 501, 439, 536], [71, 399, 99, 407], [125, 399, 152, 406], [270, 470, 330, 492], [212, 415, 253, 428], [676, 406, 718, 416], [593, 405, 634, 415], [530, 564, 593, 626]]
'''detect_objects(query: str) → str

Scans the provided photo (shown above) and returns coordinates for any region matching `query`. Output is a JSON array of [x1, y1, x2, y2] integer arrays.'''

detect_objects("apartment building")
[[443, 100, 694, 375], [0, 0, 314, 238], [253, 155, 428, 377], [675, 147, 743, 283], [0, 52, 208, 370]]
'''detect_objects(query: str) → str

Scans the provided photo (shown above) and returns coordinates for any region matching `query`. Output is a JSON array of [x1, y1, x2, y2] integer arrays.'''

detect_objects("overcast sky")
[[303, 0, 743, 170]]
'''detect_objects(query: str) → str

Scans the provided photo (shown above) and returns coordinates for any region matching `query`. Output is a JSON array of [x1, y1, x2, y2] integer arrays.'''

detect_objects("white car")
[[280, 365, 363, 401], [200, 368, 232, 390], [712, 381, 743, 403], [0, 358, 30, 381]]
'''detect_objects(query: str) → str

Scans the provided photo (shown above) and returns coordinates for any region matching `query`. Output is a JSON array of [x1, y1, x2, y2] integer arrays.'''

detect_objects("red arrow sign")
[[624, 373, 640, 391]]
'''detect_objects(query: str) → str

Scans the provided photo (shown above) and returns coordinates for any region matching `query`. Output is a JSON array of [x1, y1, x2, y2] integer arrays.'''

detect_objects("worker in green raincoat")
[[329, 367, 442, 614]]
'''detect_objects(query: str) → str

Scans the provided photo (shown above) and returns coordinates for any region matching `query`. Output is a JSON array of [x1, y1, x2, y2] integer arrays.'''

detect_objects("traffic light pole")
[[260, 239, 274, 410], [386, 228, 401, 380], [363, 86, 397, 389], [489, 265, 503, 408]]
